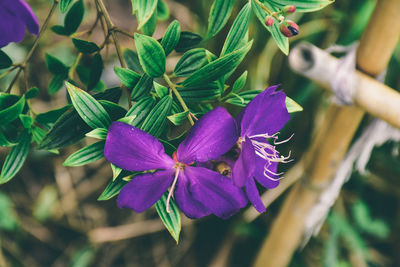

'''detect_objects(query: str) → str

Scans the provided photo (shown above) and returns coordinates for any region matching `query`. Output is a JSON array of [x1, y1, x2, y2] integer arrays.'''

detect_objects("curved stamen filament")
[[166, 167, 180, 213], [246, 132, 294, 182]]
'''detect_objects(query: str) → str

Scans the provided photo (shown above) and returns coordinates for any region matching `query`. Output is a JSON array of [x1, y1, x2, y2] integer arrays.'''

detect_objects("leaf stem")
[[163, 74, 194, 126], [6, 0, 59, 93]]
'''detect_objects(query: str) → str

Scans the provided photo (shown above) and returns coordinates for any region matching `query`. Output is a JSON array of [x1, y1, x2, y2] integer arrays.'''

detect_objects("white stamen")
[[245, 132, 293, 183], [166, 167, 180, 213]]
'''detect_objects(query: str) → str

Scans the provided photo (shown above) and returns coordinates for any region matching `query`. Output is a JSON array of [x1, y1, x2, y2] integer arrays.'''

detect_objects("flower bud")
[[279, 20, 299, 37], [283, 5, 296, 14], [265, 16, 274, 26]]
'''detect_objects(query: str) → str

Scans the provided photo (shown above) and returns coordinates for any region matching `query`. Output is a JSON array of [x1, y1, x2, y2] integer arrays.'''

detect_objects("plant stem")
[[6, 0, 59, 93], [95, 0, 127, 68], [253, 0, 281, 20], [163, 74, 194, 125], [113, 28, 135, 39]]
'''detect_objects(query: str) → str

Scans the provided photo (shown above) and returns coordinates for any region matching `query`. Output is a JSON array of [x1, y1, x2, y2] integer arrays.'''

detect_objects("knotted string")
[[325, 42, 358, 105]]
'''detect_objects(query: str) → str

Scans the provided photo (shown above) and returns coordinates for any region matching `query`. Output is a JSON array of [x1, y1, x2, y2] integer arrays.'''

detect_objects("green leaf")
[[64, 0, 84, 35], [269, 0, 334, 12], [136, 0, 158, 29], [51, 25, 70, 36], [285, 96, 303, 113], [175, 32, 203, 53], [70, 246, 95, 267], [32, 126, 48, 146], [33, 185, 58, 222], [167, 110, 189, 126], [0, 192, 19, 230], [173, 48, 209, 77], [114, 67, 141, 88], [45, 54, 69, 75], [97, 175, 129, 201], [98, 100, 127, 119], [153, 82, 168, 98], [66, 82, 112, 129], [131, 74, 153, 101], [19, 114, 33, 129], [85, 128, 108, 140], [123, 49, 144, 74], [131, 0, 138, 14], [25, 87, 39, 99], [328, 213, 367, 255], [48, 74, 67, 95], [60, 0, 74, 13], [352, 201, 389, 239], [206, 0, 234, 40], [141, 95, 172, 137], [63, 141, 105, 167], [156, 0, 170, 21], [125, 96, 156, 127], [0, 132, 15, 147], [220, 3, 251, 56], [88, 53, 103, 90], [72, 38, 100, 54], [252, 0, 289, 55], [38, 90, 123, 150], [141, 8, 157, 36], [225, 90, 262, 107], [0, 130, 31, 184], [182, 41, 252, 87], [179, 83, 221, 102], [0, 95, 25, 125], [111, 164, 122, 180], [155, 193, 181, 243], [36, 105, 72, 126], [0, 49, 12, 69], [232, 71, 248, 93], [161, 20, 181, 56], [134, 33, 166, 77]]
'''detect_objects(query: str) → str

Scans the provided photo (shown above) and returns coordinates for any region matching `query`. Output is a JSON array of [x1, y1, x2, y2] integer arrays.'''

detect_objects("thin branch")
[[163, 74, 194, 125], [6, 0, 59, 93], [95, 0, 127, 68], [113, 28, 135, 39]]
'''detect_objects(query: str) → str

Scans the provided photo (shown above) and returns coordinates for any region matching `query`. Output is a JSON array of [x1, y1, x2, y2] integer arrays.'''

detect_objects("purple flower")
[[232, 85, 291, 213], [104, 107, 247, 219], [0, 0, 39, 48]]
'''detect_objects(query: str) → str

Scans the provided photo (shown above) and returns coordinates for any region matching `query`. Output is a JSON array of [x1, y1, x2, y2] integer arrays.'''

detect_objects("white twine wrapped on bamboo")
[[289, 42, 400, 245]]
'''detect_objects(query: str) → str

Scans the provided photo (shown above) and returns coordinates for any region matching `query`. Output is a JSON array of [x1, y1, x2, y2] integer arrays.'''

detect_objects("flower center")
[[167, 152, 186, 213], [245, 133, 293, 182], [216, 161, 232, 177]]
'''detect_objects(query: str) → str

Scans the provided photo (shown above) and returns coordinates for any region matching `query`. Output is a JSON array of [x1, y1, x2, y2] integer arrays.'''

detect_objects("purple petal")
[[105, 122, 175, 172], [177, 107, 238, 164], [245, 177, 266, 213], [232, 136, 255, 187], [2, 0, 39, 35], [174, 170, 211, 219], [0, 9, 25, 47], [185, 166, 247, 219], [254, 158, 280, 189], [239, 85, 290, 137], [117, 170, 174, 213]]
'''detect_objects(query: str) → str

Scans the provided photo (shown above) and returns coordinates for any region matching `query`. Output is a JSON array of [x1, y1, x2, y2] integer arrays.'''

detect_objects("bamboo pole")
[[289, 43, 400, 129], [253, 1, 400, 267]]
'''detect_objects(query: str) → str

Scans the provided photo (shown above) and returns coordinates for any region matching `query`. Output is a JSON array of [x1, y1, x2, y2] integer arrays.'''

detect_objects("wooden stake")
[[253, 0, 400, 266]]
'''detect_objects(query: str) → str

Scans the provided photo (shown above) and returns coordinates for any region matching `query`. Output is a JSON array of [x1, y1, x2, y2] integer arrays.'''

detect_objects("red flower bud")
[[279, 20, 299, 37], [265, 16, 274, 26], [283, 5, 296, 14]]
